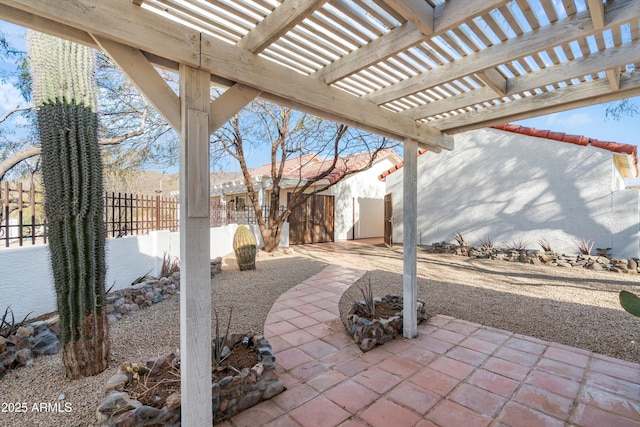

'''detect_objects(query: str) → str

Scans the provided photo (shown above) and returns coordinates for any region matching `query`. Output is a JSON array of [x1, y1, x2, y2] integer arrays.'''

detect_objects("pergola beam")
[[201, 34, 452, 151], [606, 67, 621, 92], [586, 0, 620, 93], [477, 68, 507, 97], [586, 0, 605, 29], [0, 3, 98, 48], [94, 36, 181, 131], [238, 0, 326, 53], [383, 0, 434, 36], [406, 39, 640, 120], [433, 72, 640, 133], [364, 1, 640, 105], [2, 0, 201, 67], [313, 0, 510, 84]]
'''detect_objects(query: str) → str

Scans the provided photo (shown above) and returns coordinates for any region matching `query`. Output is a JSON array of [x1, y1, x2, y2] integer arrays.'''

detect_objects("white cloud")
[[542, 112, 593, 127], [0, 81, 26, 113]]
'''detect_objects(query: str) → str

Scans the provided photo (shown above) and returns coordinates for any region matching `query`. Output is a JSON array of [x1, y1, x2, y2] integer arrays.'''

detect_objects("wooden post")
[[179, 64, 212, 426], [403, 138, 418, 339]]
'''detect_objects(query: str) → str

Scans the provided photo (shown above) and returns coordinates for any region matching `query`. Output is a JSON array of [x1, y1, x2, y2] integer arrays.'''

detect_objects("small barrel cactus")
[[233, 225, 257, 271]]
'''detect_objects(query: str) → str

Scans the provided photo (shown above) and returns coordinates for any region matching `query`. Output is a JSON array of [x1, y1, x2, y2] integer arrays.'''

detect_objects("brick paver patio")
[[221, 246, 640, 427]]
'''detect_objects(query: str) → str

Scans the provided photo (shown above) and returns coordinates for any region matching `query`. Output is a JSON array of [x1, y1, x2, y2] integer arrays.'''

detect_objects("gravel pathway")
[[2, 241, 640, 426]]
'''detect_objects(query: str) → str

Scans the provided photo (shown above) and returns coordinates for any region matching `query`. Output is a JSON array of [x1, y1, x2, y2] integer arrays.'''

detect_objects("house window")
[[236, 196, 246, 210]]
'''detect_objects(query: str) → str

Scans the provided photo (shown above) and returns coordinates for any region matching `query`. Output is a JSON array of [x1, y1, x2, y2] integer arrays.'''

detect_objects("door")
[[384, 193, 393, 247], [288, 194, 334, 244]]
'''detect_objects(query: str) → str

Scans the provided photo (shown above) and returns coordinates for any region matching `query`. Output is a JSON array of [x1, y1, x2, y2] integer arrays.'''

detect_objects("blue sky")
[[1, 20, 639, 185], [513, 101, 640, 186]]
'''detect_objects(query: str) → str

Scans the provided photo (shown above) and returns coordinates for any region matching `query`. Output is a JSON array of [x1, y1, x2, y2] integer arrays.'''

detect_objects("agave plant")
[[347, 273, 376, 318], [212, 306, 233, 367], [0, 306, 31, 339]]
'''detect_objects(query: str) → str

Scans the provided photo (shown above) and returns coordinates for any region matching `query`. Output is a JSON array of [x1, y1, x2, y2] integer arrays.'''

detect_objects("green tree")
[[29, 31, 108, 378]]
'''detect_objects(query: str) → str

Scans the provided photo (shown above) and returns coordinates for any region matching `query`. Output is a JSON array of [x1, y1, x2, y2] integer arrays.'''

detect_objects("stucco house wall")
[[385, 127, 640, 258], [213, 151, 401, 242], [320, 157, 397, 240]]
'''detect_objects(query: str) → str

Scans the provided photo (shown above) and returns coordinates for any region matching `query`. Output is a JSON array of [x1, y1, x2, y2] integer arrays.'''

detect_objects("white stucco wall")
[[320, 158, 396, 240], [386, 128, 640, 258], [0, 224, 289, 319], [0, 235, 167, 320]]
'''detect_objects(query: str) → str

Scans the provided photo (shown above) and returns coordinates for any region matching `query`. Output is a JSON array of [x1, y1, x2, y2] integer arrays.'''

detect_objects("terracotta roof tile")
[[252, 149, 401, 184], [492, 124, 638, 175], [378, 125, 638, 180], [377, 149, 427, 180]]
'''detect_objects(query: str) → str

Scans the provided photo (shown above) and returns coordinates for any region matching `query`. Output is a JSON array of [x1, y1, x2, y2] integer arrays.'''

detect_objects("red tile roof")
[[249, 153, 320, 177], [377, 149, 427, 181], [378, 125, 638, 180], [252, 149, 401, 185], [492, 123, 638, 159]]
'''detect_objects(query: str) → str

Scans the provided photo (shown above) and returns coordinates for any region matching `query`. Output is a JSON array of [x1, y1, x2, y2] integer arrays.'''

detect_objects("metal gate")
[[288, 194, 335, 245], [384, 193, 393, 247]]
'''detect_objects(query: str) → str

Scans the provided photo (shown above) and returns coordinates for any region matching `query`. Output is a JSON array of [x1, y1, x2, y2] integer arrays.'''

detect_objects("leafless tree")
[[212, 99, 398, 252]]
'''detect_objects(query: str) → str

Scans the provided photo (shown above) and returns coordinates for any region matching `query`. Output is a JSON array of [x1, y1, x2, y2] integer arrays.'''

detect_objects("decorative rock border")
[[428, 242, 640, 274], [1, 272, 183, 378], [344, 295, 428, 351], [0, 317, 60, 377], [105, 272, 180, 324], [211, 257, 222, 277], [97, 334, 284, 426]]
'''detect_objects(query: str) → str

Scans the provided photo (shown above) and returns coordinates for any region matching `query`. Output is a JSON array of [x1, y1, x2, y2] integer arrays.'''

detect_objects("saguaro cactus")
[[233, 225, 257, 271], [29, 32, 108, 378]]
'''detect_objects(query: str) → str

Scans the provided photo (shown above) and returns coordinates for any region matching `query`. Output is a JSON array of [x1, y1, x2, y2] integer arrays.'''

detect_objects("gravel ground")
[[328, 242, 640, 363], [0, 252, 327, 427], [2, 241, 640, 426]]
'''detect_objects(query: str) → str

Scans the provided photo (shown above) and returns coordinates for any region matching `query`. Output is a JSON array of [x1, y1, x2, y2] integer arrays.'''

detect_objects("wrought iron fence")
[[2, 180, 287, 248], [1, 180, 180, 247], [0, 180, 46, 248], [104, 192, 179, 238]]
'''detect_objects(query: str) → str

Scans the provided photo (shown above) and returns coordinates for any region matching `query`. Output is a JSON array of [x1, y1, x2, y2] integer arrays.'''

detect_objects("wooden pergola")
[[1, 0, 639, 424]]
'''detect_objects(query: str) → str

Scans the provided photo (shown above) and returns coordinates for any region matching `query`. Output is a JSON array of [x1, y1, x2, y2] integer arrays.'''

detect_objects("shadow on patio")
[[221, 240, 640, 427]]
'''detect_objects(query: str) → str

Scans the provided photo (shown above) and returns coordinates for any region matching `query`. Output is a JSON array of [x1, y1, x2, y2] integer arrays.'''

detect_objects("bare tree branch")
[[0, 145, 40, 182], [99, 107, 148, 145], [0, 109, 150, 182], [0, 106, 30, 124]]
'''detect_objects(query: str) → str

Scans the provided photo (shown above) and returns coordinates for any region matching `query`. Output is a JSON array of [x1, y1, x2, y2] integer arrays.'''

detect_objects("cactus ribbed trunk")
[[29, 32, 108, 379], [233, 225, 257, 271]]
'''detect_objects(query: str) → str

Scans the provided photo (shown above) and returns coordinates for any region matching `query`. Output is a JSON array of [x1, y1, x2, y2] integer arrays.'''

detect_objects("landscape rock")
[[97, 335, 284, 425], [427, 243, 639, 275]]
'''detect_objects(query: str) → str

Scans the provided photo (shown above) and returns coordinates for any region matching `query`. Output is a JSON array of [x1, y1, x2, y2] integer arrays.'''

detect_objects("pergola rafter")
[[1, 1, 639, 425]]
